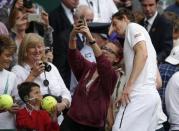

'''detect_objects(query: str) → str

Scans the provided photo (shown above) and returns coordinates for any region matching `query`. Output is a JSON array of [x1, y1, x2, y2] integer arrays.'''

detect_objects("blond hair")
[[18, 33, 45, 66]]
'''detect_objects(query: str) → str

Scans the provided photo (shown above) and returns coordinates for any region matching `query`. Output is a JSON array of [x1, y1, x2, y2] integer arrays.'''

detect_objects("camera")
[[43, 62, 51, 72], [23, 0, 33, 9]]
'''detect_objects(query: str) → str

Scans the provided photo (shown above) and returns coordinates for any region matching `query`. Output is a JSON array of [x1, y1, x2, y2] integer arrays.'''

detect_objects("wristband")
[[89, 40, 96, 45]]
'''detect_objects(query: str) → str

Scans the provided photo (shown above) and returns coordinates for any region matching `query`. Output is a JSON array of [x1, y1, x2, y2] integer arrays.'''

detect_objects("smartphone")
[[27, 14, 41, 23], [23, 0, 33, 9], [77, 16, 86, 26], [27, 6, 43, 23]]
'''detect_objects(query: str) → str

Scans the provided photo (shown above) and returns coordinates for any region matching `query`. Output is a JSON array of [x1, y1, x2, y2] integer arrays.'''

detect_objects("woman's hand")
[[40, 10, 49, 27], [26, 61, 45, 81]]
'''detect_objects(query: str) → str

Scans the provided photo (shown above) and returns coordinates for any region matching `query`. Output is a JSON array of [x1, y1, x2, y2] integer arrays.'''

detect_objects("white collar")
[[61, 2, 72, 15], [61, 2, 74, 24], [23, 63, 31, 71], [145, 11, 158, 26]]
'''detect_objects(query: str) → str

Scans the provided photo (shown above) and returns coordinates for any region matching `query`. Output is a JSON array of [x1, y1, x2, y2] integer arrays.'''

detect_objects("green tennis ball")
[[41, 96, 57, 113], [0, 94, 13, 110]]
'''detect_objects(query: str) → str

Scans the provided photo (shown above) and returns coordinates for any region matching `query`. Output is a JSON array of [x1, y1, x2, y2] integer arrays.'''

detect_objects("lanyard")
[[3, 74, 9, 94]]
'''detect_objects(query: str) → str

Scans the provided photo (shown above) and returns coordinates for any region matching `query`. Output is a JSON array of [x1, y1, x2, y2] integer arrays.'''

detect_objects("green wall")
[[34, 0, 59, 13]]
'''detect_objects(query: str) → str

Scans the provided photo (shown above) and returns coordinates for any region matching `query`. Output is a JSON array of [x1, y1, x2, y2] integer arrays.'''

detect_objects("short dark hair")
[[18, 82, 40, 102], [112, 8, 135, 22], [139, 0, 159, 3], [174, 18, 179, 33], [0, 35, 16, 55]]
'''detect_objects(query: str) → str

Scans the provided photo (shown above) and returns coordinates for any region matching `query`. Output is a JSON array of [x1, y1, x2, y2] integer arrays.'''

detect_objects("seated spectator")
[[16, 81, 59, 131], [11, 33, 71, 117], [165, 71, 179, 131], [0, 35, 19, 130]]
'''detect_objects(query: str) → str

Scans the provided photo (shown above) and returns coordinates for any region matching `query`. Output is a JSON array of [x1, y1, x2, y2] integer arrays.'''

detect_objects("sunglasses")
[[101, 46, 118, 56]]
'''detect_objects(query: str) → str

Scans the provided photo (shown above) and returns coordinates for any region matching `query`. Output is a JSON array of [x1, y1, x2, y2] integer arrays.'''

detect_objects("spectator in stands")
[[60, 16, 120, 131], [0, 35, 19, 130], [49, 0, 80, 89], [173, 17, 179, 47], [16, 82, 59, 131], [165, 0, 179, 16], [159, 18, 179, 131], [9, 8, 27, 66], [10, 0, 53, 47], [70, 5, 96, 95], [159, 17, 179, 114], [165, 71, 179, 131], [139, 0, 173, 64], [0, 21, 9, 35], [11, 33, 71, 116], [162, 11, 178, 24], [113, 0, 132, 10], [79, 0, 118, 23]]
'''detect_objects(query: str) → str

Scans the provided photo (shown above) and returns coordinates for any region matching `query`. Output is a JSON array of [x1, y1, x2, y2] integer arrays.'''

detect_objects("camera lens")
[[43, 79, 49, 86], [44, 62, 51, 72]]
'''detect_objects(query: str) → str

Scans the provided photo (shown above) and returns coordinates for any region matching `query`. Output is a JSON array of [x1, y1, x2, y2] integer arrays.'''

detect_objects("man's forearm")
[[128, 42, 148, 85]]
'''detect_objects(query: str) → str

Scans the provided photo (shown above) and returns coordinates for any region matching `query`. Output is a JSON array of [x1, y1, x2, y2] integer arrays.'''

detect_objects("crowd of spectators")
[[0, 0, 179, 131]]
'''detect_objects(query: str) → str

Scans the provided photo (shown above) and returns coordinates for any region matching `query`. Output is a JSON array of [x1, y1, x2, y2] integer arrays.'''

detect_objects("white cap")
[[165, 46, 179, 65]]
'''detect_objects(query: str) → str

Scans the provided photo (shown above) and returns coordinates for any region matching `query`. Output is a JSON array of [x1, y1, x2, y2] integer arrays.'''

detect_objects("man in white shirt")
[[111, 8, 166, 131]]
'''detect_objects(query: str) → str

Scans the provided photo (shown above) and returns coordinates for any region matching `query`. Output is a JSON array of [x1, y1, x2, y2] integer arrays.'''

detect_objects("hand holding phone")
[[77, 16, 87, 27]]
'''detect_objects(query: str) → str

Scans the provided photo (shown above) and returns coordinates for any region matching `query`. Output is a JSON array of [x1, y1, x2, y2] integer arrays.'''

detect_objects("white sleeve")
[[11, 65, 25, 85], [52, 64, 72, 103], [108, 0, 118, 14], [127, 24, 146, 48]]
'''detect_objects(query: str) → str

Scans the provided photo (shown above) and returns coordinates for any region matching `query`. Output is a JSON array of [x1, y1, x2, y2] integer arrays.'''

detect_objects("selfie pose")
[[10, 0, 53, 47], [60, 17, 121, 131]]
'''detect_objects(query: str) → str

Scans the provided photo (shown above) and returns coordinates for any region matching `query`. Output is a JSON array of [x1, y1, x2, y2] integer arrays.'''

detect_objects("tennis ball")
[[41, 96, 57, 113], [0, 94, 13, 110]]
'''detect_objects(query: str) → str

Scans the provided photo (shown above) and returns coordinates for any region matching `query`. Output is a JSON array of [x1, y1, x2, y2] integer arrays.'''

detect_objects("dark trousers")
[[60, 115, 104, 131], [156, 127, 165, 131]]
